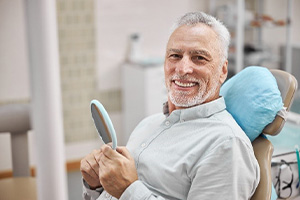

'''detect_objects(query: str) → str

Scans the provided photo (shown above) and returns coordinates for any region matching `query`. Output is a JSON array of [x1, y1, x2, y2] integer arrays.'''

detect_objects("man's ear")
[[219, 60, 228, 84]]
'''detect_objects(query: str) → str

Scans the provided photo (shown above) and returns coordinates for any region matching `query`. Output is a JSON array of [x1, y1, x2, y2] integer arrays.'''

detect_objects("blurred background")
[[0, 0, 299, 199]]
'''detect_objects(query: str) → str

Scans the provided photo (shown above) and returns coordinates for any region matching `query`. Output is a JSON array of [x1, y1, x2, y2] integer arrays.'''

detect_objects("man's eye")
[[192, 56, 207, 62], [169, 54, 181, 58], [195, 56, 205, 60]]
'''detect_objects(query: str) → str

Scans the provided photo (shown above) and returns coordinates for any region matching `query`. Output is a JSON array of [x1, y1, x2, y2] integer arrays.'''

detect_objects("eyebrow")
[[167, 48, 212, 60], [167, 48, 184, 53]]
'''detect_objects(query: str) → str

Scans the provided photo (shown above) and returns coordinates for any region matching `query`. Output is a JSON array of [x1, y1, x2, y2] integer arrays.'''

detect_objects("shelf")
[[210, 0, 293, 74]]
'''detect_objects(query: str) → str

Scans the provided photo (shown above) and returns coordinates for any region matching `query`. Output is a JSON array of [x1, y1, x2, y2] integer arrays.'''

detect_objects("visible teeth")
[[175, 80, 196, 87]]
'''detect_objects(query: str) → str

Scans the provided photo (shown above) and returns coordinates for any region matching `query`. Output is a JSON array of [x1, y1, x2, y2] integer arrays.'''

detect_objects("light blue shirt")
[[83, 97, 260, 200]]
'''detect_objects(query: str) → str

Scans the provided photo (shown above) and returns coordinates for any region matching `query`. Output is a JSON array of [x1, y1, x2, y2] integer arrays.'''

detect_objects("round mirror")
[[90, 100, 117, 149]]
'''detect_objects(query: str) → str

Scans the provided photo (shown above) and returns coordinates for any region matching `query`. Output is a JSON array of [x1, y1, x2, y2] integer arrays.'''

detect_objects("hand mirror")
[[90, 100, 117, 150]]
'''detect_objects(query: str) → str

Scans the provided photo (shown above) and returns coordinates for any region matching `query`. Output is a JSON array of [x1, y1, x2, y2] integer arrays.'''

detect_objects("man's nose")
[[175, 56, 193, 75]]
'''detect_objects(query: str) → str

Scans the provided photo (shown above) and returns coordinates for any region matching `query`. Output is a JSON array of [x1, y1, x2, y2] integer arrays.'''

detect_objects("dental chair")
[[249, 69, 298, 200], [221, 67, 298, 200], [0, 103, 37, 200]]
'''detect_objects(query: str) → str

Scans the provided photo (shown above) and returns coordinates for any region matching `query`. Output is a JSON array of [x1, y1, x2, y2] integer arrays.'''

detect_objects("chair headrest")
[[220, 66, 284, 141], [0, 103, 31, 133], [263, 69, 298, 136]]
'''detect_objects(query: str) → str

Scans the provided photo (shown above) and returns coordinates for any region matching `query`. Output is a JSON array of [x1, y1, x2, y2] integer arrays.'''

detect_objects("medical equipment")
[[296, 145, 300, 188]]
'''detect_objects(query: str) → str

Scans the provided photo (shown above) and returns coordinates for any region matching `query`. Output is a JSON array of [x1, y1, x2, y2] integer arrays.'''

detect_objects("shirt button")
[[105, 193, 110, 198], [141, 143, 146, 148], [180, 119, 185, 123], [165, 121, 170, 126]]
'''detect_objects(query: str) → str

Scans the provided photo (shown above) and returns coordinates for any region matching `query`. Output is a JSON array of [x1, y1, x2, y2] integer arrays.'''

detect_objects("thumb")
[[116, 146, 132, 159]]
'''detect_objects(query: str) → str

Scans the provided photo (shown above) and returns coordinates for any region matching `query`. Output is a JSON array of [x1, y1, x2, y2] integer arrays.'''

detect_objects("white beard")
[[167, 74, 219, 107]]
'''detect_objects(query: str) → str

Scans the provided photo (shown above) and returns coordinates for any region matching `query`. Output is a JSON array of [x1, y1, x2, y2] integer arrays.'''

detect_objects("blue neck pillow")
[[220, 66, 283, 142]]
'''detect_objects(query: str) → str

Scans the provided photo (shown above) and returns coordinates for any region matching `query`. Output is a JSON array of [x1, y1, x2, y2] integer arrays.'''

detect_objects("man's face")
[[164, 24, 227, 108]]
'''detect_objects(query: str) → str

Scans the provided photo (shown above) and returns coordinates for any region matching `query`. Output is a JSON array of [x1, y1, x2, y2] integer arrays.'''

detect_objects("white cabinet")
[[121, 63, 167, 144]]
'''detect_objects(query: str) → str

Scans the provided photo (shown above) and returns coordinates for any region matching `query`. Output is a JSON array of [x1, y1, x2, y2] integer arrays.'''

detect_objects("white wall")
[[0, 0, 30, 101]]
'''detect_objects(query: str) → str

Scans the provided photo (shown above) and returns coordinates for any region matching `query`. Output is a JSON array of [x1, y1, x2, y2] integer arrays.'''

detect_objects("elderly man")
[[81, 11, 260, 200]]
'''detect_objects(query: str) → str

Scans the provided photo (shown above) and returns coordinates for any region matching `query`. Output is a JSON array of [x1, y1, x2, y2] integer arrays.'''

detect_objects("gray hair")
[[171, 12, 230, 63]]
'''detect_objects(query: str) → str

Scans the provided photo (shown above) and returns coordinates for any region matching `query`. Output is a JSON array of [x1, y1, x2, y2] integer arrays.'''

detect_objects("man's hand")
[[80, 149, 102, 189], [96, 144, 138, 199]]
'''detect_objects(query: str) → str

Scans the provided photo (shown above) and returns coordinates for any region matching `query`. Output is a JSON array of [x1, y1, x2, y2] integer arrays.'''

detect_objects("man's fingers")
[[86, 157, 99, 176], [80, 158, 98, 180], [106, 142, 113, 148], [97, 153, 109, 168], [82, 171, 97, 182], [101, 144, 133, 160], [81, 170, 101, 189], [101, 144, 119, 159], [80, 149, 102, 177], [116, 146, 132, 159], [79, 149, 104, 189]]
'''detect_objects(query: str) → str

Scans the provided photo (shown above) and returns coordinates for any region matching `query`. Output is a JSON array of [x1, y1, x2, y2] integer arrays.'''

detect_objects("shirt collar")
[[163, 97, 226, 121]]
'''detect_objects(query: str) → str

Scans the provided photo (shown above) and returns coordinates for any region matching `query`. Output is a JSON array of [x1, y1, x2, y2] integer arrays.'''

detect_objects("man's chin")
[[169, 95, 203, 108]]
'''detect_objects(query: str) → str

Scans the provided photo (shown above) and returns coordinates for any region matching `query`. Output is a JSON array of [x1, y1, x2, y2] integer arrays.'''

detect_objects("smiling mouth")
[[174, 80, 197, 88]]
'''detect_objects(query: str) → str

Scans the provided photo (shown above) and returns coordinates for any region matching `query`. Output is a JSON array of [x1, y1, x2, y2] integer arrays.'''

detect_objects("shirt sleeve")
[[82, 178, 103, 200], [120, 180, 166, 200], [186, 137, 260, 200]]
